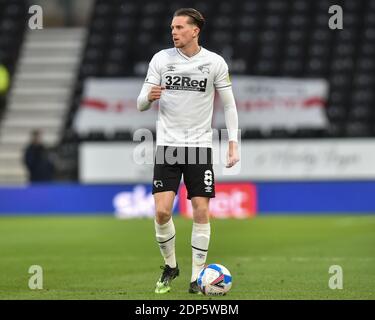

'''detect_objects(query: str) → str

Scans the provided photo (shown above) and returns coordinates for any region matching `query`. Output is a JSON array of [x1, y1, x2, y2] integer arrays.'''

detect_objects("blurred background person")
[[23, 129, 55, 183]]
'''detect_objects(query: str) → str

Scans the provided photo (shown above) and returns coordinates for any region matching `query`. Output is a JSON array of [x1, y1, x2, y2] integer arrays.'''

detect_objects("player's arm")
[[136, 52, 163, 112], [217, 88, 240, 168], [136, 83, 165, 112]]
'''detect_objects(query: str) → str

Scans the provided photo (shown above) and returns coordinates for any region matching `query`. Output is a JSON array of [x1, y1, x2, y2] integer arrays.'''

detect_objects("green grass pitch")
[[0, 215, 374, 300]]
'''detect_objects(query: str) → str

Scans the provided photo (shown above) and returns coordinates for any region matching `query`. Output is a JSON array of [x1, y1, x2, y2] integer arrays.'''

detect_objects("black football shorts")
[[152, 146, 215, 199]]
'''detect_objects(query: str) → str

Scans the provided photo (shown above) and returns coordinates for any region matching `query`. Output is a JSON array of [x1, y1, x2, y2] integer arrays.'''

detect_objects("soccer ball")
[[197, 263, 232, 295]]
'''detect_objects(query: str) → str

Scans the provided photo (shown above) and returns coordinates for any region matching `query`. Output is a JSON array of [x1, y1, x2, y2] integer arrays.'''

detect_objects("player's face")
[[171, 16, 199, 48]]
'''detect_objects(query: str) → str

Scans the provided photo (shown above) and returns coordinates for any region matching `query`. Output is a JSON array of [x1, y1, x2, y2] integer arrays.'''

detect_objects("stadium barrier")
[[79, 140, 375, 183], [0, 182, 374, 216]]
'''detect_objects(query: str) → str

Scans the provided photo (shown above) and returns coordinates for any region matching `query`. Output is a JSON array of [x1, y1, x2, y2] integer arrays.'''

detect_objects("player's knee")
[[155, 208, 172, 224], [193, 207, 209, 224]]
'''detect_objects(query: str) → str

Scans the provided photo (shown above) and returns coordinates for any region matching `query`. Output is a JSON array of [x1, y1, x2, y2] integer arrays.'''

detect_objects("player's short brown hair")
[[173, 8, 205, 33]]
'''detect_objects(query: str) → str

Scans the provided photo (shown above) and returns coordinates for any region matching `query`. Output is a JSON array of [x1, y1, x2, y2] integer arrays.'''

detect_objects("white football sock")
[[191, 222, 211, 282], [155, 218, 177, 268]]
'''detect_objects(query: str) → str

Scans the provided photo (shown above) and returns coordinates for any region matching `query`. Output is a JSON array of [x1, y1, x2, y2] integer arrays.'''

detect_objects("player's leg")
[[189, 196, 211, 293], [154, 191, 180, 294], [154, 191, 177, 268], [182, 147, 215, 293], [152, 146, 182, 294]]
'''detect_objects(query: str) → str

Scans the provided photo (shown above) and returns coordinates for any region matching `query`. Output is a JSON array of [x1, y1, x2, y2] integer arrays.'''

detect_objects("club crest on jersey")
[[154, 180, 163, 188], [165, 75, 208, 92], [198, 64, 210, 74]]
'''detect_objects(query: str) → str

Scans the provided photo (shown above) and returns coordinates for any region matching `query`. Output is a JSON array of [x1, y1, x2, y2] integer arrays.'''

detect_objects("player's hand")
[[226, 141, 240, 168], [148, 86, 165, 102]]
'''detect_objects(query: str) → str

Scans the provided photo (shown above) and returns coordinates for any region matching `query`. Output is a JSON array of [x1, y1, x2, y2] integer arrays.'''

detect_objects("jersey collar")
[[176, 46, 203, 60]]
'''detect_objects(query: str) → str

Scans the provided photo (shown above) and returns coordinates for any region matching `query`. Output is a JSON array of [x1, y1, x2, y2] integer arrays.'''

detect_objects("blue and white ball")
[[197, 264, 232, 295]]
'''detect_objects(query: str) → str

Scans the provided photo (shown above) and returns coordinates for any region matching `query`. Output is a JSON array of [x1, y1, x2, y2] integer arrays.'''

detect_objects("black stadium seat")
[[113, 130, 133, 141], [63, 0, 375, 141]]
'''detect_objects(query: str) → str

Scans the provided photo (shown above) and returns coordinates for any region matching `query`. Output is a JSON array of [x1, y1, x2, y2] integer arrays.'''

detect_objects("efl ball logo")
[[197, 264, 232, 296]]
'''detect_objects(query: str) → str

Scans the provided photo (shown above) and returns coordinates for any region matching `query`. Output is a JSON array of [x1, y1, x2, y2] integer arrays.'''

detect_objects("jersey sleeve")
[[144, 53, 161, 86], [214, 57, 232, 91]]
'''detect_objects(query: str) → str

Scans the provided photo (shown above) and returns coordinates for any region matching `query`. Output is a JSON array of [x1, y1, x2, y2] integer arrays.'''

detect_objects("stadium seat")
[[326, 105, 347, 122], [266, 0, 289, 13], [343, 0, 363, 13], [345, 122, 372, 137], [364, 12, 375, 26], [325, 122, 346, 138], [331, 44, 356, 61], [306, 58, 330, 76], [353, 73, 375, 88], [83, 131, 107, 142], [113, 130, 133, 141], [294, 128, 325, 138], [62, 0, 375, 145], [242, 1, 262, 14], [242, 129, 263, 140], [281, 59, 304, 76], [268, 128, 291, 139], [287, 45, 306, 59], [288, 14, 310, 29]]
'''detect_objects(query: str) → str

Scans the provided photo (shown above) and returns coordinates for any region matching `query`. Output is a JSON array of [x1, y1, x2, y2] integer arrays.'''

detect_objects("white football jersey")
[[144, 47, 232, 147]]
